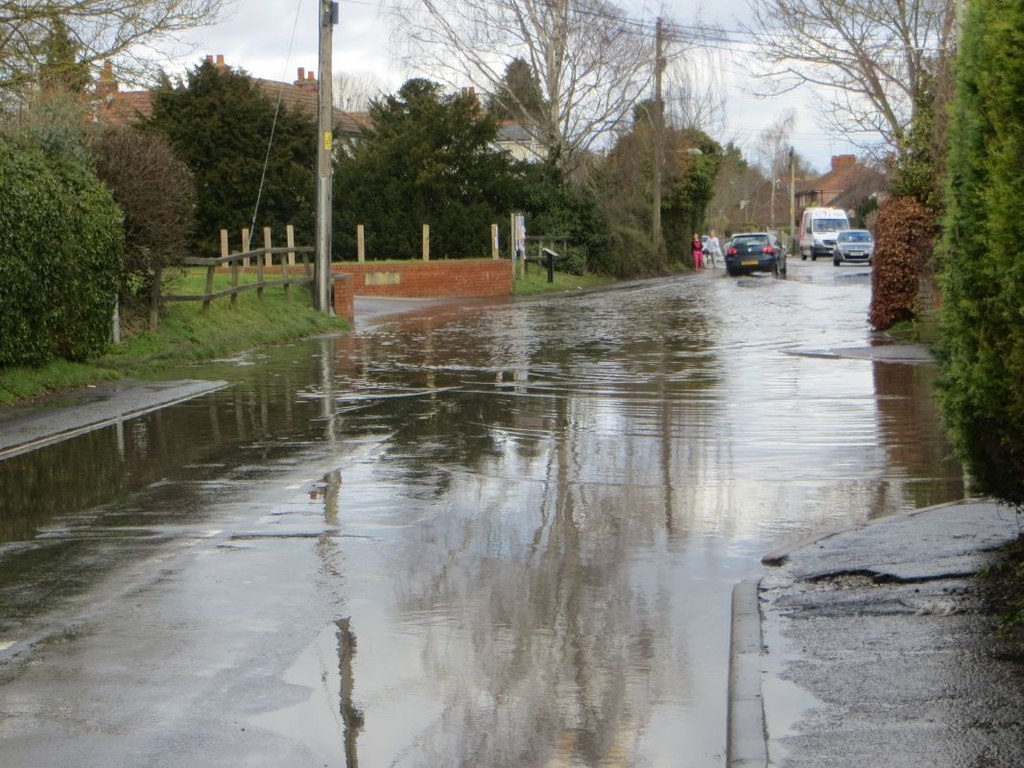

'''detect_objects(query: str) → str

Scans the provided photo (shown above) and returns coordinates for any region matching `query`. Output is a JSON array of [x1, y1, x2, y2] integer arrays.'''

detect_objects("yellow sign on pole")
[[324, 132, 332, 151]]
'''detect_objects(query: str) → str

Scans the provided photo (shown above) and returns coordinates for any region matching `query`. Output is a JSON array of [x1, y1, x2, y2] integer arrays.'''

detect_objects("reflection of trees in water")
[[367, 296, 719, 766], [872, 362, 964, 511]]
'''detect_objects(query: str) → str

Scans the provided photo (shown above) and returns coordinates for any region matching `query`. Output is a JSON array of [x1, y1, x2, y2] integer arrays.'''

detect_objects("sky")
[[159, 0, 868, 175]]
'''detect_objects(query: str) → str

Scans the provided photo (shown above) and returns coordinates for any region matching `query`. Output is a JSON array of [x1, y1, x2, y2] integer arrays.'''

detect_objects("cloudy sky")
[[161, 0, 864, 174]]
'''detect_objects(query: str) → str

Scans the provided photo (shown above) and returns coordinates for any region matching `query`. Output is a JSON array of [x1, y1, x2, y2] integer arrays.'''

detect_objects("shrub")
[[92, 125, 195, 307], [868, 197, 935, 331], [0, 133, 123, 366]]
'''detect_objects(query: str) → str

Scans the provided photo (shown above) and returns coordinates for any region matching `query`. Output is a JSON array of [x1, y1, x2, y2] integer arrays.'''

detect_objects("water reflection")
[[0, 274, 964, 765]]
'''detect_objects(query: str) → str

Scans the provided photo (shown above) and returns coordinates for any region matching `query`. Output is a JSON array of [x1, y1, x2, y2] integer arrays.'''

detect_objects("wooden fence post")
[[422, 224, 430, 261], [357, 224, 365, 262], [281, 227, 291, 299], [234, 229, 247, 308], [491, 223, 499, 259], [287, 224, 296, 267], [150, 266, 162, 330], [259, 226, 272, 300], [207, 230, 226, 313]]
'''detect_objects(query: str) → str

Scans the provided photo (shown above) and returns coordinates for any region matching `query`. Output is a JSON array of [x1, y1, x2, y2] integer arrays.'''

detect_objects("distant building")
[[494, 120, 545, 163], [795, 154, 888, 213], [90, 55, 368, 146]]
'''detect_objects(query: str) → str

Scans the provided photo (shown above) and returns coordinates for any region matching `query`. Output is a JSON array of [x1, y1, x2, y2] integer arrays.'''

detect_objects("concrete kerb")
[[727, 576, 768, 768], [0, 379, 229, 461]]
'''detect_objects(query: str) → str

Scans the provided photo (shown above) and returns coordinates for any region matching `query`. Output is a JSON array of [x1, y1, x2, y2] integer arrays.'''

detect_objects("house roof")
[[91, 56, 368, 137], [796, 154, 887, 208]]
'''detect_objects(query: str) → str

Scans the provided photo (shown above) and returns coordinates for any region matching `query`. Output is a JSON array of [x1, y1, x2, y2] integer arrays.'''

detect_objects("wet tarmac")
[[0, 260, 972, 766]]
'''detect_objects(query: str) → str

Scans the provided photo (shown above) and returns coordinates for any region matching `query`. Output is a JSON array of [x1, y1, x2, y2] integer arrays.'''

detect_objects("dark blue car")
[[725, 232, 784, 277]]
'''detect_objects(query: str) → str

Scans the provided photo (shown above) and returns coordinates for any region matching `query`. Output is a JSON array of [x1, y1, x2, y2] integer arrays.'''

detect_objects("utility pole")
[[315, 1, 339, 314], [789, 146, 796, 252], [651, 17, 665, 254]]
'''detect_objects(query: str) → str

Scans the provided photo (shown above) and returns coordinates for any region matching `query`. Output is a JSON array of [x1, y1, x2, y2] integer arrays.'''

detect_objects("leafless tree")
[[0, 0, 226, 99], [740, 0, 957, 155], [92, 124, 195, 300], [388, 0, 653, 172], [755, 110, 796, 229], [333, 70, 387, 112], [660, 23, 728, 135]]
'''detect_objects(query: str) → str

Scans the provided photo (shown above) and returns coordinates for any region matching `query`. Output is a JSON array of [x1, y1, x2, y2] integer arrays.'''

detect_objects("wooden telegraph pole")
[[315, 1, 339, 314], [651, 17, 665, 254]]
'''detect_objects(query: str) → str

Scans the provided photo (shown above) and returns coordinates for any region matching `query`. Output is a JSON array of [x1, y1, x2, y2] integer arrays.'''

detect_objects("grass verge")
[[513, 267, 613, 295], [0, 272, 348, 406]]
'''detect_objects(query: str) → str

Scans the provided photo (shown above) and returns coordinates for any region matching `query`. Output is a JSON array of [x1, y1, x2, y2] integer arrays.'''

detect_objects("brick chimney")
[[294, 67, 317, 90], [216, 54, 226, 69], [831, 154, 856, 171], [95, 60, 118, 99]]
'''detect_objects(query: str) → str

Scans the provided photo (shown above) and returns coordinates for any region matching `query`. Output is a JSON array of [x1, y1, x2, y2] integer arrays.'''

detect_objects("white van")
[[799, 207, 850, 261]]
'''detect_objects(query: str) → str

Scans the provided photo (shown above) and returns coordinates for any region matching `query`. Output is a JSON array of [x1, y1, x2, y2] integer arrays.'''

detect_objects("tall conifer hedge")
[[938, 0, 1024, 502]]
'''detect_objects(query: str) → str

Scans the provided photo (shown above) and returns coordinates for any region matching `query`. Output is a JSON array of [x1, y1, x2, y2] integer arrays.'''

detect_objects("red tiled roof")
[[796, 154, 887, 208], [90, 60, 368, 138]]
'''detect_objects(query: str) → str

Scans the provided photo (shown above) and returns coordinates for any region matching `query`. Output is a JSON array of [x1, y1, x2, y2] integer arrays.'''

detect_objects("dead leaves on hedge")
[[869, 196, 937, 331]]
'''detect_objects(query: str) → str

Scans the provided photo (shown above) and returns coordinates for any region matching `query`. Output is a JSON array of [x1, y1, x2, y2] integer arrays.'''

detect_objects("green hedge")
[[0, 134, 124, 366], [937, 0, 1024, 503]]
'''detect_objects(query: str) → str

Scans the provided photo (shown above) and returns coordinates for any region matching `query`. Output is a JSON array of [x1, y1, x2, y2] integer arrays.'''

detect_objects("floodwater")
[[0, 261, 964, 767]]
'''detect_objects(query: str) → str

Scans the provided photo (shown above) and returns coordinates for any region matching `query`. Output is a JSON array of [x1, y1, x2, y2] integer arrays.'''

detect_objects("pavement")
[[0, 378, 228, 461], [728, 499, 1024, 767]]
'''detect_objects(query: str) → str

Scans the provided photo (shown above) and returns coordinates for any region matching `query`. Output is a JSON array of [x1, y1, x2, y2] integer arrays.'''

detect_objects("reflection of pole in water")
[[322, 469, 342, 526], [321, 336, 337, 443], [336, 617, 363, 767]]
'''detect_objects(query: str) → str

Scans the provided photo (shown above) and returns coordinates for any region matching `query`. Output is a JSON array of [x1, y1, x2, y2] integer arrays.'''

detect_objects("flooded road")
[[0, 260, 963, 766]]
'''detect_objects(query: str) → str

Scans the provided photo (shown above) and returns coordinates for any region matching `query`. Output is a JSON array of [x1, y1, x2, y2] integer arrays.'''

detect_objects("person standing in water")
[[705, 229, 722, 268], [691, 234, 704, 270]]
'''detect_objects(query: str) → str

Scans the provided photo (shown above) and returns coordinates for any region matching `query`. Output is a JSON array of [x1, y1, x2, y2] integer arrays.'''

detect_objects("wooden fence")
[[152, 225, 313, 329]]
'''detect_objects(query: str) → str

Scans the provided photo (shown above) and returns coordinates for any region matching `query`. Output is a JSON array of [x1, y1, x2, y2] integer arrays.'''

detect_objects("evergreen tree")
[[486, 58, 546, 124], [39, 16, 92, 94], [333, 78, 526, 260], [937, 0, 1024, 503], [144, 60, 317, 256]]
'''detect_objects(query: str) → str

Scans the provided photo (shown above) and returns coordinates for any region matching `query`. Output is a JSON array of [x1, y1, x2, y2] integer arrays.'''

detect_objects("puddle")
[[760, 614, 824, 766]]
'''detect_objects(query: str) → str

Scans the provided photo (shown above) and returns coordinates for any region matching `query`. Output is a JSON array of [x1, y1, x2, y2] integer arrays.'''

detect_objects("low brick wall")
[[331, 273, 354, 322], [334, 259, 513, 298]]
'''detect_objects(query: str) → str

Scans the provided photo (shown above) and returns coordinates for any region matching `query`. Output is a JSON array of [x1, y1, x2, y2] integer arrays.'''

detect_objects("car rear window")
[[733, 235, 768, 246], [839, 231, 872, 243]]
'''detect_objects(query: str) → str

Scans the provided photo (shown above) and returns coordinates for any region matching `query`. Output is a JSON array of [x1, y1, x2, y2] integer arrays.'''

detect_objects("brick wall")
[[334, 259, 513, 298], [331, 273, 354, 322]]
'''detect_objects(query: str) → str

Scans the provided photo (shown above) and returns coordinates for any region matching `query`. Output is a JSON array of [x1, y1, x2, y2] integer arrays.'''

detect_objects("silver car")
[[832, 229, 874, 266]]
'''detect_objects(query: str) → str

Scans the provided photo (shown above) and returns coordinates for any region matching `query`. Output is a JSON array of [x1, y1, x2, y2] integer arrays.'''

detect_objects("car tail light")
[[727, 246, 737, 256], [762, 245, 775, 255]]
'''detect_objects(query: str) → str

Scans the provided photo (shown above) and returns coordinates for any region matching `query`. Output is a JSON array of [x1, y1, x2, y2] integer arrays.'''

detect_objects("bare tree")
[[0, 0, 226, 99], [755, 110, 796, 229], [740, 0, 957, 154], [388, 0, 653, 172], [333, 70, 387, 112], [660, 22, 728, 135]]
